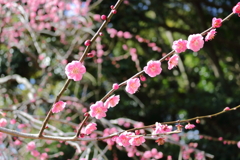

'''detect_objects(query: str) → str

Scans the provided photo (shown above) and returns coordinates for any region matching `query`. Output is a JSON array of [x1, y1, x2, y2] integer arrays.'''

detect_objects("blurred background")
[[0, 0, 240, 159]]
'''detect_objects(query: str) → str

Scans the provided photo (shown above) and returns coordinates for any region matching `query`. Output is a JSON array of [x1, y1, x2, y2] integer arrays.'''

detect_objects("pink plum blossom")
[[52, 101, 66, 113], [89, 101, 107, 119], [152, 122, 172, 136], [205, 29, 217, 41], [187, 34, 204, 52], [0, 118, 7, 127], [143, 60, 162, 77], [27, 141, 36, 151], [168, 54, 179, 70], [65, 61, 86, 81], [233, 2, 240, 14], [172, 39, 188, 53], [125, 78, 141, 94], [129, 135, 145, 146], [212, 17, 222, 28], [116, 131, 134, 147], [85, 123, 97, 135], [104, 95, 120, 108], [185, 123, 195, 129]]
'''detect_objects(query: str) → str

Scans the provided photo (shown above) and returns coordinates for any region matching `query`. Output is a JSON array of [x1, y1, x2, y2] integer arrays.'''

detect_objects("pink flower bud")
[[112, 9, 117, 14], [84, 40, 91, 46], [112, 83, 119, 90], [196, 119, 200, 124], [110, 5, 115, 9], [140, 75, 146, 81], [224, 107, 230, 111], [101, 15, 107, 20], [87, 53, 94, 58]]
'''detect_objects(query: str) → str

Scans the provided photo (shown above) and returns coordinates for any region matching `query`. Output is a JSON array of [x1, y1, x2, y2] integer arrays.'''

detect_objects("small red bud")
[[110, 5, 115, 9], [196, 119, 200, 124], [87, 53, 94, 58], [112, 9, 117, 14], [84, 40, 91, 46], [140, 75, 146, 81], [45, 126, 49, 129], [99, 32, 103, 36], [135, 130, 140, 135], [79, 133, 85, 138], [224, 107, 230, 111], [112, 83, 119, 90], [101, 15, 107, 20], [84, 112, 89, 117]]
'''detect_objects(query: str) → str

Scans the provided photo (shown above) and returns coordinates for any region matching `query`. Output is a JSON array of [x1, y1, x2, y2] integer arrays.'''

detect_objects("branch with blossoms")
[[0, 0, 240, 159]]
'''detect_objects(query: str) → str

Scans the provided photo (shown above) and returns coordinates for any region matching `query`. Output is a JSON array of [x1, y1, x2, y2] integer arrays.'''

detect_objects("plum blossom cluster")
[[89, 95, 120, 119], [152, 122, 173, 136], [116, 131, 145, 147], [142, 148, 163, 159], [27, 141, 48, 159]]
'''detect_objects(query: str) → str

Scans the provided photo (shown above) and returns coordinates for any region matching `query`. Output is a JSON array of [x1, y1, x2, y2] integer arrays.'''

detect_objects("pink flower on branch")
[[168, 54, 179, 70], [233, 2, 240, 14], [52, 101, 66, 113], [125, 78, 141, 94], [172, 39, 188, 53], [152, 122, 172, 136], [116, 131, 134, 147], [129, 135, 146, 146], [65, 61, 86, 81], [104, 95, 120, 108], [187, 34, 204, 52], [143, 60, 162, 77], [212, 17, 222, 28], [205, 29, 217, 41], [85, 123, 97, 135], [89, 101, 107, 119], [185, 123, 195, 129]]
